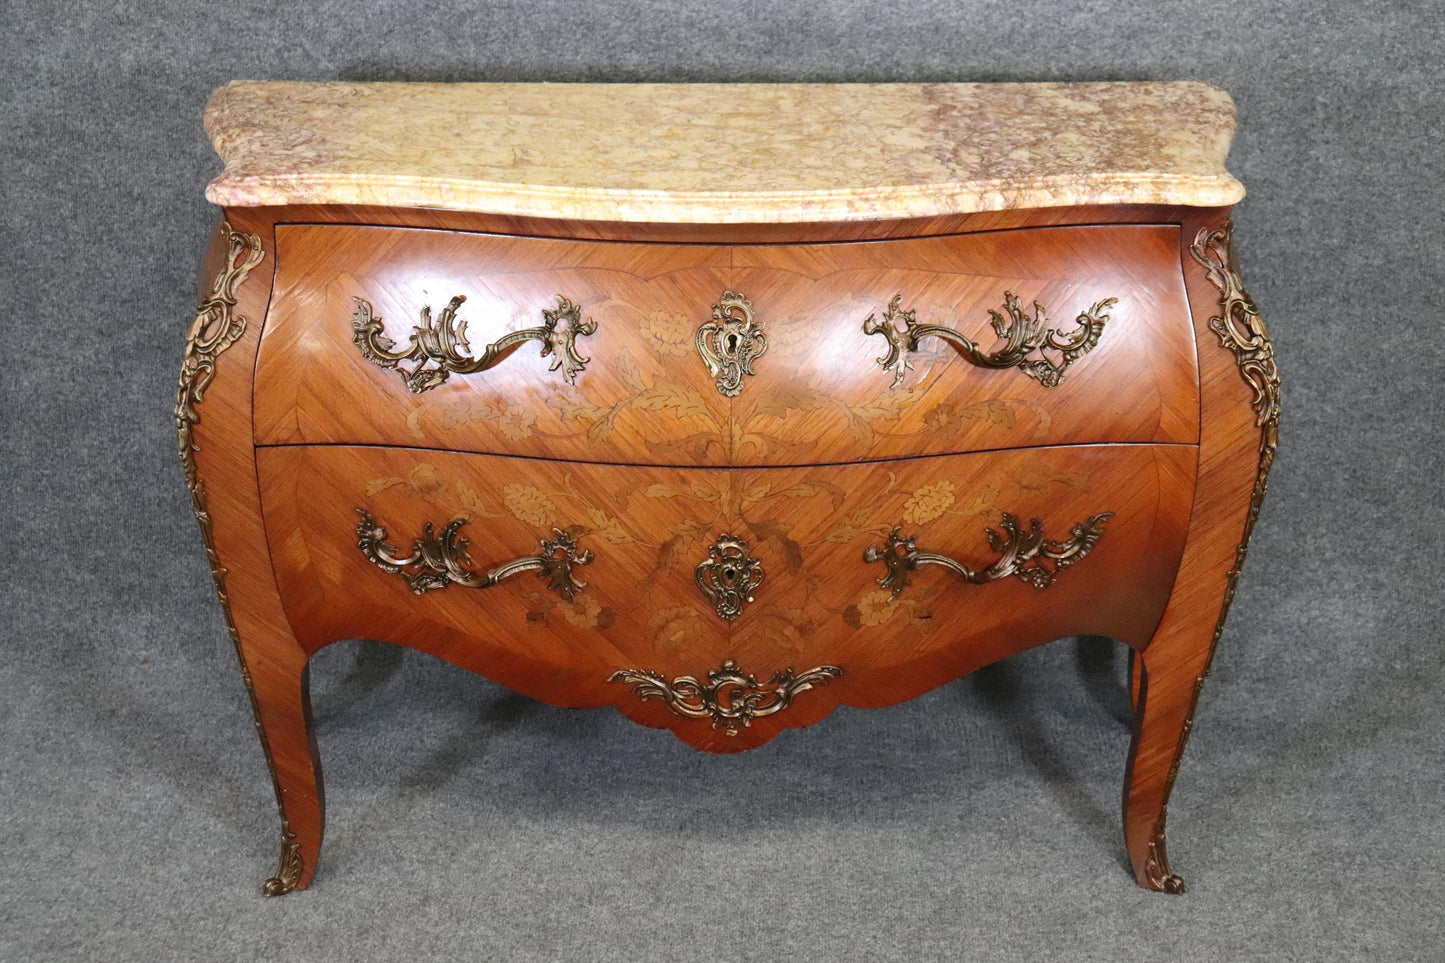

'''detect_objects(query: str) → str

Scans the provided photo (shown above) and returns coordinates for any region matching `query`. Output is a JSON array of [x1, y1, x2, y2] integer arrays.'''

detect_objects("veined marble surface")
[[204, 81, 1245, 223]]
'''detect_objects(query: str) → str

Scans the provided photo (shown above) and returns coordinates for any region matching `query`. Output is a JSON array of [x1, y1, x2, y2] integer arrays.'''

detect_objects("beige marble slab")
[[204, 81, 1244, 223]]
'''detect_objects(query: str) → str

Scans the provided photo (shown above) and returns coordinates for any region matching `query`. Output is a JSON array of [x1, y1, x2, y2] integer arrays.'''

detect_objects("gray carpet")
[[3, 1, 1442, 960]]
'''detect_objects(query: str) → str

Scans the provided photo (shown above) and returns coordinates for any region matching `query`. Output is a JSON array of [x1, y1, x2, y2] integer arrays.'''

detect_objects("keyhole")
[[725, 333, 739, 354]]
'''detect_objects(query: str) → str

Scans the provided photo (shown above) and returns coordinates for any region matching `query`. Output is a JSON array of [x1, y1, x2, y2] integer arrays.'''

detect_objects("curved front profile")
[[257, 442, 1194, 752]]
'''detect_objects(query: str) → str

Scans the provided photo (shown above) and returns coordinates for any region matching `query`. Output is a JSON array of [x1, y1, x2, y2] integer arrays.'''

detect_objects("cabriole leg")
[[1122, 641, 1212, 893], [244, 652, 324, 895]]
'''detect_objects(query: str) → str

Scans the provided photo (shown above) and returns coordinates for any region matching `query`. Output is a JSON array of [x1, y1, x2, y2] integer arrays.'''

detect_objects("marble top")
[[204, 81, 1245, 223]]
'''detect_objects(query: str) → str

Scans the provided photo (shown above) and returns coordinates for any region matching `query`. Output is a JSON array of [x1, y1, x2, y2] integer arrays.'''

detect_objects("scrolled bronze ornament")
[[352, 293, 597, 393], [356, 510, 592, 600], [1138, 220, 1281, 894], [608, 659, 842, 736], [176, 222, 266, 489], [694, 534, 765, 621], [863, 292, 1116, 390], [696, 291, 768, 397], [176, 222, 302, 896], [864, 512, 1114, 600]]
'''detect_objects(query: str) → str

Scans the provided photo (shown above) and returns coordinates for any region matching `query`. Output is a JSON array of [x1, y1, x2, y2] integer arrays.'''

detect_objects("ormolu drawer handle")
[[863, 293, 1116, 390], [609, 659, 842, 736], [355, 509, 592, 599], [864, 511, 1113, 599], [352, 293, 597, 394]]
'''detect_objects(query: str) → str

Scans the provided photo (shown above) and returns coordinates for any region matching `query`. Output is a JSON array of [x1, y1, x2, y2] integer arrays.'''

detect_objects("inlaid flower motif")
[[640, 310, 693, 355], [855, 589, 900, 627], [558, 592, 602, 628], [502, 484, 556, 527], [496, 403, 537, 440], [902, 480, 955, 526]]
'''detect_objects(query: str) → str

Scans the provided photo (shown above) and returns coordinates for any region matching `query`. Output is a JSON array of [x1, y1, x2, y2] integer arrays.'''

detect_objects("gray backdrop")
[[3, 1, 1441, 960]]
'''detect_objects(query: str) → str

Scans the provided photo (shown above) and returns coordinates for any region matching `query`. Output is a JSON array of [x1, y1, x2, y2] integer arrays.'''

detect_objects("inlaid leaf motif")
[[547, 393, 612, 424], [746, 518, 804, 572], [1008, 468, 1092, 493], [648, 606, 709, 656], [752, 382, 835, 420], [824, 507, 876, 543], [846, 415, 874, 446], [615, 348, 648, 392], [772, 481, 848, 512], [855, 387, 927, 422], [365, 463, 447, 497], [583, 508, 631, 543], [630, 384, 711, 420], [455, 484, 493, 520]]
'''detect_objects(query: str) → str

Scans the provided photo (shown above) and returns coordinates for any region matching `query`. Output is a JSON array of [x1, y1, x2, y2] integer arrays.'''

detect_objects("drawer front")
[[258, 443, 1194, 751], [728, 224, 1198, 463], [255, 224, 736, 464], [255, 224, 1197, 465]]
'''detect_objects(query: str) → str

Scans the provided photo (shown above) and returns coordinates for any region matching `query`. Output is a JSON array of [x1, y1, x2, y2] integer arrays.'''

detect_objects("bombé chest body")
[[182, 81, 1276, 895]]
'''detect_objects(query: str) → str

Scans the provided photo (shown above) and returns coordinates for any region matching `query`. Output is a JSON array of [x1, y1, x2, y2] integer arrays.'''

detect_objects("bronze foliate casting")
[[608, 659, 842, 736], [696, 291, 768, 397], [864, 293, 1115, 390], [694, 534, 765, 621], [352, 293, 597, 393], [176, 222, 266, 489], [1138, 221, 1281, 893], [864, 512, 1113, 599], [176, 221, 302, 896], [356, 510, 592, 600]]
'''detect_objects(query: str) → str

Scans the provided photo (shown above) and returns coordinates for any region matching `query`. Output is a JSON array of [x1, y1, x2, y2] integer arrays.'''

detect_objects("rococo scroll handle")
[[864, 511, 1113, 599], [696, 291, 768, 397], [863, 293, 1117, 390], [352, 293, 597, 394], [695, 534, 765, 622], [356, 509, 592, 599], [609, 659, 842, 736]]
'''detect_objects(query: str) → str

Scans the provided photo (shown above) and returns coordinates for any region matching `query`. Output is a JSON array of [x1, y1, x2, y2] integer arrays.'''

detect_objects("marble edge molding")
[[201, 80, 1246, 223], [203, 171, 1245, 223]]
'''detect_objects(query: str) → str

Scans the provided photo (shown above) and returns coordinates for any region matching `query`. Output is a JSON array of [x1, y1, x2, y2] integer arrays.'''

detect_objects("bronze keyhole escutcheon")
[[694, 534, 765, 621], [695, 291, 768, 397]]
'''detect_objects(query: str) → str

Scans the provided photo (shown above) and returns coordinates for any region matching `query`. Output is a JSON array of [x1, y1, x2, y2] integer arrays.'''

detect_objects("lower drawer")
[[257, 443, 1195, 750]]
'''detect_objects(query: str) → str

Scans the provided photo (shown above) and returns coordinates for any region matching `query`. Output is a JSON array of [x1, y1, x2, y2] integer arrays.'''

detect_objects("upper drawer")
[[254, 223, 1198, 464], [727, 224, 1197, 464], [255, 224, 735, 463]]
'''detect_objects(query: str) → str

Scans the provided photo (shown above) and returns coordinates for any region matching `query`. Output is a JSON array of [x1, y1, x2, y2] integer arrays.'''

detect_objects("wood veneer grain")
[[187, 197, 1273, 895], [254, 222, 1198, 464], [255, 442, 1194, 754]]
